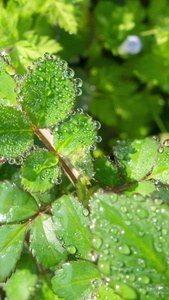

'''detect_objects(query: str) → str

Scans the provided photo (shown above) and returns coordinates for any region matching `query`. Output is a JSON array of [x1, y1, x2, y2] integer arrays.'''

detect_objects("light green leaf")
[[4, 253, 38, 300], [148, 147, 169, 184], [113, 138, 159, 182], [0, 181, 39, 223], [94, 157, 119, 187], [125, 181, 156, 197], [51, 261, 101, 300], [52, 194, 92, 258], [98, 285, 123, 300], [54, 112, 97, 156], [89, 192, 169, 298], [0, 224, 26, 282], [33, 275, 60, 300], [0, 72, 17, 105], [0, 106, 33, 159], [19, 55, 76, 128], [69, 147, 94, 182], [30, 214, 67, 271], [21, 150, 60, 193]]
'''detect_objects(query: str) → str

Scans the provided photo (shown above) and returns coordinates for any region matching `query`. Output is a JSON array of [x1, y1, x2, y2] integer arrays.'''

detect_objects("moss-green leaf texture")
[[19, 55, 78, 128], [54, 112, 97, 156], [0, 181, 39, 223], [21, 149, 60, 193], [0, 106, 33, 159], [89, 192, 169, 299]]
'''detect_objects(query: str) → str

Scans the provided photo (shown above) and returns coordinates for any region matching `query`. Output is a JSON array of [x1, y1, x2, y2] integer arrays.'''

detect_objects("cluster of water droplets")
[[89, 192, 169, 298], [13, 53, 84, 128], [54, 110, 102, 155]]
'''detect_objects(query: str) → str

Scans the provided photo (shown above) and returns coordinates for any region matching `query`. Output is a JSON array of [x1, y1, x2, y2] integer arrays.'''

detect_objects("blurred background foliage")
[[1, 0, 169, 152]]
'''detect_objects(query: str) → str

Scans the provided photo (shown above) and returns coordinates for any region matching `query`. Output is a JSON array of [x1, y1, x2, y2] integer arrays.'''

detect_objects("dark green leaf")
[[51, 261, 101, 300], [113, 138, 159, 182], [94, 157, 119, 187], [30, 214, 67, 271], [4, 253, 38, 300], [0, 106, 33, 159], [0, 181, 39, 223], [0, 224, 26, 282], [89, 192, 169, 298], [21, 150, 60, 193], [54, 112, 97, 156], [52, 195, 92, 258]]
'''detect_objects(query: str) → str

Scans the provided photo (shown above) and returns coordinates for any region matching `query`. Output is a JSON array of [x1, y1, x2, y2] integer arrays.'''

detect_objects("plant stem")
[[33, 125, 78, 186]]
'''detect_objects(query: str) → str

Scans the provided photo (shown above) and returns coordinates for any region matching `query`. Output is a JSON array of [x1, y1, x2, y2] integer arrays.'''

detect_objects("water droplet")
[[152, 136, 160, 142], [93, 237, 102, 249], [59, 60, 68, 69], [73, 78, 83, 87], [67, 245, 76, 254], [44, 52, 50, 59], [63, 68, 75, 79], [136, 206, 149, 219], [93, 120, 101, 130], [55, 177, 62, 185], [90, 144, 97, 151], [83, 209, 89, 216], [14, 87, 21, 94], [95, 136, 102, 143], [137, 276, 150, 284], [158, 147, 163, 153], [49, 178, 55, 184], [75, 88, 82, 96], [14, 74, 23, 84], [163, 139, 169, 147], [8, 158, 15, 165], [131, 193, 145, 202], [118, 244, 131, 255], [120, 206, 127, 213]]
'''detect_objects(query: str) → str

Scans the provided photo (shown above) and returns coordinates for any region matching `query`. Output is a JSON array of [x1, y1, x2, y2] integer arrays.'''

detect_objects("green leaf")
[[19, 55, 76, 128], [148, 147, 169, 184], [98, 285, 123, 300], [4, 253, 38, 300], [113, 138, 159, 182], [0, 224, 26, 282], [0, 106, 33, 159], [89, 192, 169, 298], [0, 181, 39, 223], [0, 72, 17, 105], [94, 157, 119, 187], [30, 214, 67, 271], [41, 0, 78, 34], [125, 180, 156, 197], [51, 261, 101, 300], [33, 275, 60, 300], [69, 147, 94, 182], [52, 194, 92, 258], [151, 187, 169, 205], [54, 112, 97, 156], [21, 149, 60, 193]]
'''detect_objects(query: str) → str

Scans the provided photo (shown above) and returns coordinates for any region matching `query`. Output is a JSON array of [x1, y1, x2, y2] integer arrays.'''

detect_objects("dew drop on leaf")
[[93, 120, 101, 130], [73, 78, 83, 87], [75, 88, 82, 96], [135, 206, 149, 219], [63, 68, 75, 79], [66, 245, 76, 254], [118, 244, 131, 255], [95, 136, 102, 143]]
